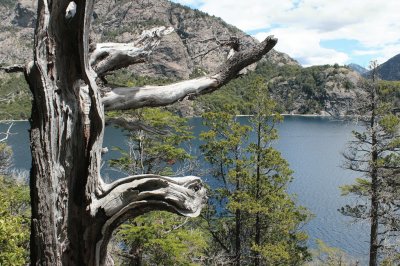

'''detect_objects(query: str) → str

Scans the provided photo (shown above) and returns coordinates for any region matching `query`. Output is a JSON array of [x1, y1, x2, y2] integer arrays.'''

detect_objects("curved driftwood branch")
[[101, 35, 278, 111], [91, 174, 207, 265], [90, 26, 174, 76]]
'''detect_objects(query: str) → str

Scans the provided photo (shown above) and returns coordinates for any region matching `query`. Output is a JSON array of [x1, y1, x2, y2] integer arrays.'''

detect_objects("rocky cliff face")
[[0, 0, 365, 117], [0, 0, 298, 78], [263, 64, 363, 116], [0, 0, 36, 65]]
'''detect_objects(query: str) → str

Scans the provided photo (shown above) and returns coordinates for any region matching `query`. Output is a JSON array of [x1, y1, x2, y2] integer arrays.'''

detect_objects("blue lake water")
[[0, 116, 369, 262]]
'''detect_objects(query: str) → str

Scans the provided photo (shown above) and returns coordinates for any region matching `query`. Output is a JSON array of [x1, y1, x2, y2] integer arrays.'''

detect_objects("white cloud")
[[374, 44, 400, 65], [171, 0, 400, 66], [200, 0, 294, 31], [255, 28, 349, 66]]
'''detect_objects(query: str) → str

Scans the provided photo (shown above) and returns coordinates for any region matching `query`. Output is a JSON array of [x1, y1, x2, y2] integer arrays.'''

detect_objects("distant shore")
[[0, 113, 343, 123]]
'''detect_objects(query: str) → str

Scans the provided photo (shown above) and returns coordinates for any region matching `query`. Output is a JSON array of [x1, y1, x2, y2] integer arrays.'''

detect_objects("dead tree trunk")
[[24, 0, 277, 265]]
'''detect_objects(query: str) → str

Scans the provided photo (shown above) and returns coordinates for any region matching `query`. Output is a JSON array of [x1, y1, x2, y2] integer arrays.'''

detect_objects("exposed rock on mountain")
[[0, 0, 298, 79], [269, 65, 362, 116], [0, 0, 368, 118], [197, 62, 364, 117], [0, 0, 36, 65]]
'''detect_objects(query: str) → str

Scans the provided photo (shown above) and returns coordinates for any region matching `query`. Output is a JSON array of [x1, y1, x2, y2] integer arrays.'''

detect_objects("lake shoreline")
[[189, 113, 351, 118], [0, 113, 353, 123]]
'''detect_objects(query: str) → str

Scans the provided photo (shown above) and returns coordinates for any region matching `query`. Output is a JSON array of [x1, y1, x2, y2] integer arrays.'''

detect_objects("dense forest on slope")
[[0, 0, 369, 120], [3, 62, 400, 120], [198, 63, 363, 116], [1, 0, 400, 120]]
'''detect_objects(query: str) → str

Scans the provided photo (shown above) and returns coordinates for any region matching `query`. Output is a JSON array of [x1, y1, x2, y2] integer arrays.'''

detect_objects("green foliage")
[[381, 255, 400, 266], [196, 73, 260, 114], [116, 211, 208, 266], [0, 73, 31, 120], [200, 79, 310, 264], [340, 178, 371, 197], [110, 108, 210, 264], [307, 239, 358, 266], [377, 80, 400, 110], [189, 68, 208, 79], [200, 105, 251, 185], [110, 108, 193, 175], [0, 142, 12, 174], [196, 62, 353, 115], [340, 70, 400, 260], [0, 171, 30, 265]]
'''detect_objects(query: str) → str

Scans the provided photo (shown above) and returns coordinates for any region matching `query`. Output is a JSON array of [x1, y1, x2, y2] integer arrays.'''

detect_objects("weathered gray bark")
[[102, 36, 277, 111], [369, 67, 379, 266], [90, 26, 174, 77], [24, 0, 277, 265]]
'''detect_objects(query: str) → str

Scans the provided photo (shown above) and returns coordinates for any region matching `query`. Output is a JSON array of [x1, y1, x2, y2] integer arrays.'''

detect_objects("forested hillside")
[[198, 63, 364, 116], [0, 0, 398, 120]]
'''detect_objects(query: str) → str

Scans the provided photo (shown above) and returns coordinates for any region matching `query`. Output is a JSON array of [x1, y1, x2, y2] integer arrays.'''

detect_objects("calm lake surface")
[[0, 116, 369, 261]]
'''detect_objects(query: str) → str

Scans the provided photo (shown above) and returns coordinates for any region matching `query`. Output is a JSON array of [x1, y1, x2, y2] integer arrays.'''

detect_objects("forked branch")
[[90, 26, 174, 76], [102, 35, 278, 111]]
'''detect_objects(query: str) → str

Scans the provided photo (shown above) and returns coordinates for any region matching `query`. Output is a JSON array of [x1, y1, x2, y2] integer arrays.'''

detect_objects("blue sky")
[[171, 0, 400, 67]]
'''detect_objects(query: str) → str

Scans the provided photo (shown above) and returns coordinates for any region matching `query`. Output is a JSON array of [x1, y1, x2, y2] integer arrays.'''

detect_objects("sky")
[[170, 0, 400, 67]]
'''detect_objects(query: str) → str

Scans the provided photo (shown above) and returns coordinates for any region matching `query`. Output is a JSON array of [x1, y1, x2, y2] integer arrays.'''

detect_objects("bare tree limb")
[[102, 35, 278, 111], [0, 122, 14, 142], [91, 174, 207, 265], [92, 174, 205, 217], [90, 26, 174, 76]]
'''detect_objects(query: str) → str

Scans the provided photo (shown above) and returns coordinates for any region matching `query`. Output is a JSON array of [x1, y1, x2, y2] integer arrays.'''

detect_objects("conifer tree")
[[201, 76, 310, 265], [243, 77, 309, 265], [200, 105, 251, 265], [341, 61, 400, 265], [109, 109, 208, 265], [0, 140, 30, 265]]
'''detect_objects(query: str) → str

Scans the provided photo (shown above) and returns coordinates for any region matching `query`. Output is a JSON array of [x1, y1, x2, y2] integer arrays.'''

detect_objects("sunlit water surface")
[[0, 116, 369, 262]]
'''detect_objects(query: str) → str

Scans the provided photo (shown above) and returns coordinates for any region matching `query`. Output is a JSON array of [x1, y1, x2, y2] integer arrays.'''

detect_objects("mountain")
[[376, 54, 400, 81], [198, 63, 363, 117], [347, 63, 368, 75], [0, 0, 299, 78], [0, 0, 363, 118]]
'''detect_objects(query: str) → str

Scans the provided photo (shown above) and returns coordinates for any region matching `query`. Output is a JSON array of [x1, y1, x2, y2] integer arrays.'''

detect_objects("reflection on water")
[[0, 116, 369, 261]]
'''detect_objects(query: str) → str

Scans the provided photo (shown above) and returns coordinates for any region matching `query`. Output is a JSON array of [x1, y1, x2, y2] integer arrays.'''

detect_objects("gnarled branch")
[[101, 35, 278, 111], [90, 26, 174, 76], [91, 174, 206, 265]]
